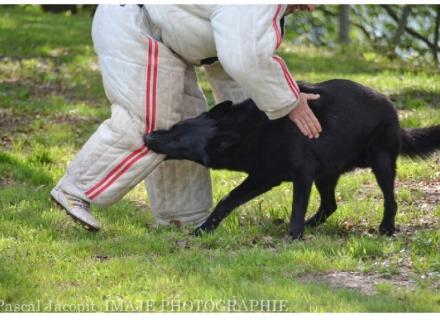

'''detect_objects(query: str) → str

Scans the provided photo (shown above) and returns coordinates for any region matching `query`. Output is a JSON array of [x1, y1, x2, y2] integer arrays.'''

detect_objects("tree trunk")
[[339, 5, 350, 45], [434, 5, 440, 65], [392, 5, 412, 47], [382, 5, 434, 53]]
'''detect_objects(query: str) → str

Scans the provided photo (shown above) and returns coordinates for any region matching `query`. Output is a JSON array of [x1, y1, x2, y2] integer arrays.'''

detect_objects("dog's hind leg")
[[193, 176, 278, 236], [289, 171, 314, 239], [371, 151, 398, 235], [305, 174, 339, 228]]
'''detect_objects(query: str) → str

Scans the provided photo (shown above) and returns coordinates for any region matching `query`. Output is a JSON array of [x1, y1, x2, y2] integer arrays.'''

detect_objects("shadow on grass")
[[0, 6, 93, 62], [0, 255, 41, 307], [389, 88, 440, 110], [0, 6, 105, 111], [0, 152, 53, 186]]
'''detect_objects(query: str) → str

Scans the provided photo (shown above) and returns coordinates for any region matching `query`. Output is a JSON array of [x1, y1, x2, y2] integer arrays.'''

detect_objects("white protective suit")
[[57, 4, 300, 226]]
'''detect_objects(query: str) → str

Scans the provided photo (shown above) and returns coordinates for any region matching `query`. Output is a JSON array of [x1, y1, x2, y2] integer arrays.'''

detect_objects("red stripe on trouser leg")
[[87, 146, 150, 200], [85, 38, 159, 200], [85, 145, 146, 197], [146, 39, 158, 133], [151, 42, 159, 132], [272, 56, 300, 98], [146, 38, 153, 133]]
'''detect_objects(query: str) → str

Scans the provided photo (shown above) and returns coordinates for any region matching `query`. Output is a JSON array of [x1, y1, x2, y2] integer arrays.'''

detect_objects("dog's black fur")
[[144, 79, 440, 239]]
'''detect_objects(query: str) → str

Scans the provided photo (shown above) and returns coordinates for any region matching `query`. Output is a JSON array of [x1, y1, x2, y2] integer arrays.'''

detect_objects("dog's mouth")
[[143, 132, 164, 152], [144, 131, 179, 160]]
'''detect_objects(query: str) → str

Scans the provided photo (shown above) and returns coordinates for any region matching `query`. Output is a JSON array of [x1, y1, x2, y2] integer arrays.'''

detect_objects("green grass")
[[1, 5, 439, 312]]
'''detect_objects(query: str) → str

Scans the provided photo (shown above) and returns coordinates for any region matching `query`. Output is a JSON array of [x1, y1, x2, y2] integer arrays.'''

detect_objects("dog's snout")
[[144, 133, 157, 148]]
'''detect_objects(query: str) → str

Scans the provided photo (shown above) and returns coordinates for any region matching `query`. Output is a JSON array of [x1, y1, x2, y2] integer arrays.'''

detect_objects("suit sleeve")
[[210, 5, 301, 119]]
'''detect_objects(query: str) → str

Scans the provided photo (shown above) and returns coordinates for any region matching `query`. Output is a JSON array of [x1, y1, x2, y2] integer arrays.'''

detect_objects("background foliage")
[[288, 5, 440, 66]]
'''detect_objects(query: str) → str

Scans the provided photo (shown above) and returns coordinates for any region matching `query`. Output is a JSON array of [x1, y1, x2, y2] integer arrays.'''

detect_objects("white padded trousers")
[[56, 5, 212, 226]]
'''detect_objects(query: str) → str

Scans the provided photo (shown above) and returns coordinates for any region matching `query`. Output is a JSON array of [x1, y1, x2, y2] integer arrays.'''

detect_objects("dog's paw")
[[192, 224, 213, 237], [284, 233, 304, 241], [290, 233, 304, 240], [304, 218, 318, 228], [379, 223, 396, 236], [288, 228, 304, 240], [305, 213, 328, 228], [192, 226, 204, 237]]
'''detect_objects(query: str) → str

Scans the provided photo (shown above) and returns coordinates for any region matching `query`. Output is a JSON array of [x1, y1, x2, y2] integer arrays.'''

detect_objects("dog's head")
[[144, 100, 242, 167]]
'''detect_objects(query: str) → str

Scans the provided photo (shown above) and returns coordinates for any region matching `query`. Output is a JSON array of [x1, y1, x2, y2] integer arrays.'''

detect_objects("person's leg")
[[53, 5, 187, 229], [203, 61, 248, 104], [145, 65, 213, 226]]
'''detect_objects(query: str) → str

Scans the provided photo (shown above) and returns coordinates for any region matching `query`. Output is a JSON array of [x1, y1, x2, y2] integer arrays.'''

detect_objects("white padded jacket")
[[146, 4, 301, 119]]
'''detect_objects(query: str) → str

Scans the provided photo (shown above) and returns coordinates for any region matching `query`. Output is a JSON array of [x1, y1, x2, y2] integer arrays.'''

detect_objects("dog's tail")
[[399, 125, 440, 159]]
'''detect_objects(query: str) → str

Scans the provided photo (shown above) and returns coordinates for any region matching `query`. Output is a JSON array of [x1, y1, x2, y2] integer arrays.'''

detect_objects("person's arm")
[[210, 5, 321, 138]]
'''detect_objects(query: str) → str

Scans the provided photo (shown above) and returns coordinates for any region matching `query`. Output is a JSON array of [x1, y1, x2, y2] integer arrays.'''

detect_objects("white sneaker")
[[50, 187, 101, 232]]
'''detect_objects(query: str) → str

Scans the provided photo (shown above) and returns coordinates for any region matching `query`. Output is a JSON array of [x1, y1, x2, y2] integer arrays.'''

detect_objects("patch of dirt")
[[0, 108, 34, 133], [395, 177, 440, 233], [396, 176, 440, 214], [1, 55, 101, 107], [344, 174, 439, 234], [251, 235, 279, 250], [0, 107, 101, 149], [26, 81, 100, 107], [397, 217, 439, 236], [0, 171, 16, 188], [95, 255, 109, 262], [52, 114, 101, 126], [0, 108, 34, 150], [301, 271, 417, 296]]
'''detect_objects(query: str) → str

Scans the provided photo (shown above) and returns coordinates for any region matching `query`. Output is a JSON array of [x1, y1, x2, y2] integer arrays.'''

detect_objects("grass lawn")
[[0, 6, 439, 312]]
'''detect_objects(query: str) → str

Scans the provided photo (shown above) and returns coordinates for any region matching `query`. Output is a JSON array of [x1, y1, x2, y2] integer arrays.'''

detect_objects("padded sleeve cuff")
[[265, 99, 300, 120]]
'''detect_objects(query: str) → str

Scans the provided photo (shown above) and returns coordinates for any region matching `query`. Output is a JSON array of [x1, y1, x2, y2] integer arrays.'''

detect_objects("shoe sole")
[[50, 195, 100, 232]]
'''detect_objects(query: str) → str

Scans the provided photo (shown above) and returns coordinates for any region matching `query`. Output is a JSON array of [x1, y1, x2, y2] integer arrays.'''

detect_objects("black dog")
[[144, 79, 440, 239]]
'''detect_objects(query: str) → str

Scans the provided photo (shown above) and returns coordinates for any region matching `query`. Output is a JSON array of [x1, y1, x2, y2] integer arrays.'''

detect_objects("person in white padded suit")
[[51, 4, 321, 231]]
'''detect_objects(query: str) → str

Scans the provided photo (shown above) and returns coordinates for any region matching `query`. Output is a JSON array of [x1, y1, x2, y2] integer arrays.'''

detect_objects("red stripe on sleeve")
[[272, 56, 300, 98], [272, 5, 283, 49]]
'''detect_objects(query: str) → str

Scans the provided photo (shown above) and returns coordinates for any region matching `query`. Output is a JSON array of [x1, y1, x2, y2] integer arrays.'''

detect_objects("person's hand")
[[285, 5, 316, 15], [299, 5, 316, 12], [288, 93, 322, 139]]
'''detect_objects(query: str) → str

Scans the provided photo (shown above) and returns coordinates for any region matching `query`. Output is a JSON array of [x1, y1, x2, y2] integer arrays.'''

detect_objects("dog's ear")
[[208, 100, 233, 119], [211, 131, 240, 153]]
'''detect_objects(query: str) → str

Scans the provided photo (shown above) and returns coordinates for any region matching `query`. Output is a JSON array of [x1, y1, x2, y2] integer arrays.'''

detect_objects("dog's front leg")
[[193, 176, 277, 236], [289, 173, 314, 239]]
